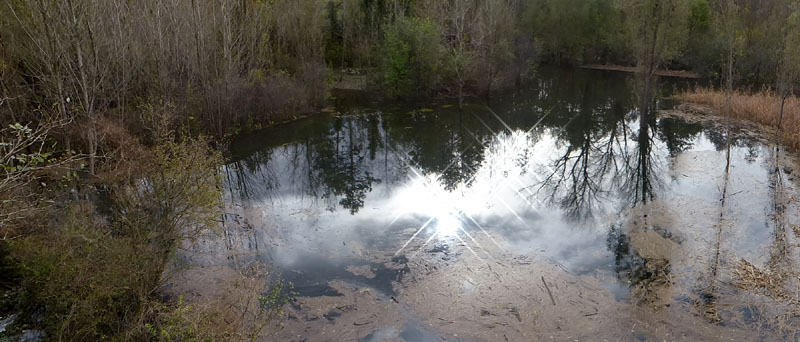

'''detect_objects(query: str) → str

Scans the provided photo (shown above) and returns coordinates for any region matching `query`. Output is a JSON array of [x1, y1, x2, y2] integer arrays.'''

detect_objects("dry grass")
[[734, 259, 789, 298], [676, 88, 800, 150], [733, 259, 800, 335]]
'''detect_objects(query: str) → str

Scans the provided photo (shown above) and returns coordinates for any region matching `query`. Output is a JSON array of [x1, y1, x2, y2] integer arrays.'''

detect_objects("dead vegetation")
[[733, 259, 796, 303], [732, 259, 800, 337], [676, 88, 800, 150], [157, 263, 290, 342]]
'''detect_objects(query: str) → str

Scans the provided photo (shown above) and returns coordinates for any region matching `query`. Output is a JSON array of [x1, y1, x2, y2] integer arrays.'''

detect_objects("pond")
[[192, 67, 800, 341]]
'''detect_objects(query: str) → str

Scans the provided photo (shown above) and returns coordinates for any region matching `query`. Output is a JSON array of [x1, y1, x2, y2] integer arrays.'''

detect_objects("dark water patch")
[[427, 243, 450, 254], [736, 306, 763, 325], [272, 250, 408, 297], [399, 320, 445, 342], [647, 225, 684, 244], [322, 310, 341, 321], [391, 255, 409, 264], [360, 327, 397, 342]]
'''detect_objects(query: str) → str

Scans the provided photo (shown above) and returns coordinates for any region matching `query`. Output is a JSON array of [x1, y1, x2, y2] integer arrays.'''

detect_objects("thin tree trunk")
[[458, 82, 464, 109], [777, 93, 786, 132], [341, 0, 347, 68], [724, 46, 734, 173], [69, 1, 97, 175]]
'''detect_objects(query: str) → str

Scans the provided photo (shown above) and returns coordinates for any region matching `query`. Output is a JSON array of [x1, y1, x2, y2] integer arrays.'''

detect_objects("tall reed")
[[677, 88, 800, 150]]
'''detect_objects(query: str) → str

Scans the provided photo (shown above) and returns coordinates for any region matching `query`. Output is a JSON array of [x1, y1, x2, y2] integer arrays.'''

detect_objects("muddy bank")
[[580, 64, 702, 78]]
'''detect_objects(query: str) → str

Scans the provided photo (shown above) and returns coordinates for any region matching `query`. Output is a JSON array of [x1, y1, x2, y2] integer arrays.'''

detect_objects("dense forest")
[[1, 0, 799, 341], [2, 0, 798, 136]]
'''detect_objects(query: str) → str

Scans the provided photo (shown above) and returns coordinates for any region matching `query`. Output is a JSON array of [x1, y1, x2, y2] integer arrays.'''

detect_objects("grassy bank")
[[676, 88, 800, 150]]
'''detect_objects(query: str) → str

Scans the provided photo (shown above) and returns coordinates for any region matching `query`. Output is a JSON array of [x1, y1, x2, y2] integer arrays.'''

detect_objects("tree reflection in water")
[[224, 68, 701, 285], [312, 117, 381, 213]]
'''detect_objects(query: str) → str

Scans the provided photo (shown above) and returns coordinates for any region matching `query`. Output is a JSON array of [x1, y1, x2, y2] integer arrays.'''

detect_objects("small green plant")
[[0, 121, 76, 234], [247, 281, 295, 340]]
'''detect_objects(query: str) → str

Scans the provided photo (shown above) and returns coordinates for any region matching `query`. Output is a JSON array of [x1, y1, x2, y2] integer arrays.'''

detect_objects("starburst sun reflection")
[[390, 107, 570, 260]]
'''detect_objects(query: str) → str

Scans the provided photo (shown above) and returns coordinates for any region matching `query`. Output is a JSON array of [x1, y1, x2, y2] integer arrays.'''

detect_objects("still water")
[[215, 67, 799, 341]]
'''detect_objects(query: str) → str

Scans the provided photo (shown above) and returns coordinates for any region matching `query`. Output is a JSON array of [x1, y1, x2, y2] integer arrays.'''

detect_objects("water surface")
[[217, 67, 799, 341]]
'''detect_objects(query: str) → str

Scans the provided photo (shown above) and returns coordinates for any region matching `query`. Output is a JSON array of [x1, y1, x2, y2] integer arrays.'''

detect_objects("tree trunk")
[[777, 93, 786, 132], [70, 2, 97, 175], [341, 0, 347, 68], [458, 82, 464, 109], [724, 46, 734, 173]]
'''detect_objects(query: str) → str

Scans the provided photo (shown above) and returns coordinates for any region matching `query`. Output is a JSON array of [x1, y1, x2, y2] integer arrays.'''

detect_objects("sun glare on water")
[[390, 122, 554, 258], [434, 214, 461, 238]]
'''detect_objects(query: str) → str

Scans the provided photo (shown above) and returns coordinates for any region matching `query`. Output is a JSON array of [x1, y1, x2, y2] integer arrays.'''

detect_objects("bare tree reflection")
[[225, 148, 280, 205], [596, 76, 673, 303], [531, 77, 640, 221], [533, 109, 664, 218], [766, 146, 790, 270], [620, 112, 658, 205]]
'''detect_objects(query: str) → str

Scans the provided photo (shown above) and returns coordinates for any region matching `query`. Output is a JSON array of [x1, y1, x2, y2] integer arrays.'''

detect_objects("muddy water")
[[208, 68, 799, 341]]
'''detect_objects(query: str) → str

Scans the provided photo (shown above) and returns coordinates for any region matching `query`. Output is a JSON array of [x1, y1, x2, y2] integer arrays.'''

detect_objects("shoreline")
[[580, 64, 702, 78]]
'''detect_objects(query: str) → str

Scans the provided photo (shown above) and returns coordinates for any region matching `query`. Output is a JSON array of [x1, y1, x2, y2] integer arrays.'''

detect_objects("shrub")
[[8, 135, 224, 341], [380, 17, 443, 97], [11, 206, 146, 340]]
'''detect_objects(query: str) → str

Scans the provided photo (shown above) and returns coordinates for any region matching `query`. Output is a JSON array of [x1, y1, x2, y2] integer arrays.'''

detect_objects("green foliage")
[[619, 0, 691, 72], [382, 29, 411, 95], [0, 121, 70, 231], [524, 0, 624, 64], [678, 0, 720, 74], [380, 17, 442, 97], [688, 0, 711, 31], [7, 136, 224, 341], [518, 0, 796, 86], [779, 2, 800, 94], [324, 0, 345, 65], [11, 203, 147, 340], [0, 124, 55, 174], [713, 0, 746, 57], [115, 136, 222, 249]]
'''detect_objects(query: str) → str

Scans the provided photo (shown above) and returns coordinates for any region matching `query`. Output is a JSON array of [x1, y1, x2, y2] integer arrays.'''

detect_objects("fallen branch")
[[541, 276, 556, 306]]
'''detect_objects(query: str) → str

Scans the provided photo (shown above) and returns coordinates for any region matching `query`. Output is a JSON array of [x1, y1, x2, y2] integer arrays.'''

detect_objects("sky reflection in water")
[[224, 67, 776, 296]]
